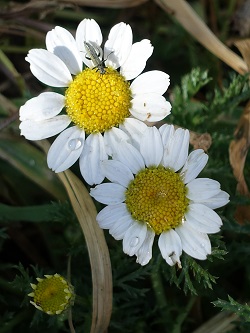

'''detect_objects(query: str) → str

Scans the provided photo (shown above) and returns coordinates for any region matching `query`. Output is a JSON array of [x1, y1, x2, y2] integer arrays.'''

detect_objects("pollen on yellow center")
[[65, 67, 131, 134], [125, 167, 189, 235]]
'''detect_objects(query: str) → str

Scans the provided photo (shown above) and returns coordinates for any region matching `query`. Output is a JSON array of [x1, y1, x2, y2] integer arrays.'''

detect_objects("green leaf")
[[168, 254, 218, 295], [213, 295, 250, 322]]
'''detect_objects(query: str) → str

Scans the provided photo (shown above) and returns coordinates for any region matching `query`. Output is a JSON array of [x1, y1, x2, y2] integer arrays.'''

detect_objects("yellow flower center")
[[125, 167, 189, 235], [30, 274, 74, 315], [65, 67, 131, 134]]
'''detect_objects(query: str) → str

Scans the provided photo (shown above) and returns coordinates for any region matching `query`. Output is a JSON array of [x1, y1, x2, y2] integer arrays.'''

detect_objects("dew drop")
[[130, 236, 139, 247], [29, 159, 35, 166], [68, 138, 83, 151]]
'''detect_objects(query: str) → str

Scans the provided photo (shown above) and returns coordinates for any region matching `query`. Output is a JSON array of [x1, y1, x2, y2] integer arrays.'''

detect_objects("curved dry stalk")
[[38, 140, 112, 333], [192, 311, 239, 333], [154, 0, 248, 75], [64, 0, 148, 7]]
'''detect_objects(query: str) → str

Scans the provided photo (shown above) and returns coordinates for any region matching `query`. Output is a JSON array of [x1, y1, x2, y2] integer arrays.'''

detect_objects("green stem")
[[172, 296, 196, 333], [151, 259, 168, 315]]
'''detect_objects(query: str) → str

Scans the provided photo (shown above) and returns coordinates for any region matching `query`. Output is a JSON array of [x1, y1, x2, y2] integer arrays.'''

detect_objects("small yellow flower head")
[[28, 273, 74, 315]]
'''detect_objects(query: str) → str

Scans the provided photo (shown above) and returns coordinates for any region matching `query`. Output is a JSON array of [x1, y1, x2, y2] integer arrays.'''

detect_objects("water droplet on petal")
[[68, 138, 83, 151], [130, 236, 139, 247]]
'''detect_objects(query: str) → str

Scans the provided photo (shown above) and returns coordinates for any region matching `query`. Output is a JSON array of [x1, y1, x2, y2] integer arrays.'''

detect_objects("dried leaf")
[[189, 131, 212, 151], [229, 102, 250, 224]]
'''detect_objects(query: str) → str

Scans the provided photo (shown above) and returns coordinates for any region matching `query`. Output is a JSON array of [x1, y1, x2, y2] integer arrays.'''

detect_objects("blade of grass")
[[0, 134, 66, 200]]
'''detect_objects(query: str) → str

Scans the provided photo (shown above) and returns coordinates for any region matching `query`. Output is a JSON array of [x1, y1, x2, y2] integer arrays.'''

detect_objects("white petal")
[[26, 49, 72, 87], [79, 133, 107, 185], [101, 159, 134, 187], [76, 19, 102, 67], [110, 214, 134, 240], [113, 141, 145, 174], [90, 183, 126, 205], [76, 19, 103, 46], [185, 203, 222, 234], [120, 39, 153, 80], [105, 128, 145, 174], [104, 22, 132, 69], [175, 223, 211, 260], [97, 203, 128, 229], [130, 70, 170, 96], [161, 127, 190, 171], [47, 126, 85, 173], [158, 230, 182, 267], [123, 222, 148, 256], [46, 26, 82, 75], [19, 92, 65, 121], [159, 124, 174, 145], [135, 229, 155, 266], [181, 149, 208, 184], [104, 127, 130, 156], [19, 115, 71, 140], [197, 190, 230, 209], [187, 178, 221, 201], [119, 118, 147, 149], [140, 127, 163, 167], [130, 94, 171, 122]]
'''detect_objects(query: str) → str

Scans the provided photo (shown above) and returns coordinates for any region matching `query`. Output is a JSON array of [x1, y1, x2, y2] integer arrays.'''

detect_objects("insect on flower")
[[19, 19, 172, 186], [84, 41, 106, 74]]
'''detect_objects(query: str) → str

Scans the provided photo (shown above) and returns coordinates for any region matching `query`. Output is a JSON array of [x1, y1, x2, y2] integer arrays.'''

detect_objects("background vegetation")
[[1, 0, 250, 332]]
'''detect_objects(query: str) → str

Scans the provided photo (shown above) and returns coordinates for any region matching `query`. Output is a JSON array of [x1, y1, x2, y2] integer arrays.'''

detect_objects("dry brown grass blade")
[[0, 0, 148, 17], [38, 140, 112, 333], [154, 0, 248, 75], [67, 0, 148, 7], [234, 39, 250, 69], [192, 311, 239, 333]]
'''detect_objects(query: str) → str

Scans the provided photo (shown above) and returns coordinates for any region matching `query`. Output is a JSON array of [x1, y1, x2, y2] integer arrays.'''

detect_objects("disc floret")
[[65, 68, 131, 134], [125, 167, 189, 235], [28, 273, 74, 315]]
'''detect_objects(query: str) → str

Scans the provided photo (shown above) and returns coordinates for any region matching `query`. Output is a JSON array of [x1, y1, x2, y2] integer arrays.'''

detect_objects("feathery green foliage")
[[1, 1, 249, 332]]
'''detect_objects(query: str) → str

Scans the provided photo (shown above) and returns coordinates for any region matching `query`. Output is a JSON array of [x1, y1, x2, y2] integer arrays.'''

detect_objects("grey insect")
[[84, 41, 105, 74]]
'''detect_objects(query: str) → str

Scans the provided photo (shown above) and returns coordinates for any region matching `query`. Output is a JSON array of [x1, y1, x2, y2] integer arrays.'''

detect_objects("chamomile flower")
[[19, 19, 171, 185], [28, 274, 74, 315], [90, 125, 229, 267]]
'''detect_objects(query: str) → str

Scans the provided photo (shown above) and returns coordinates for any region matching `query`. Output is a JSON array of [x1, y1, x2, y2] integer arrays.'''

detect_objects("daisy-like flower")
[[90, 125, 229, 267], [19, 19, 171, 185], [28, 273, 74, 315]]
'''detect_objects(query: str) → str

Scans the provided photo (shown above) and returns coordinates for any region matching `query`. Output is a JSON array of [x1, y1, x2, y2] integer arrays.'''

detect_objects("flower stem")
[[151, 259, 168, 313], [172, 296, 196, 333]]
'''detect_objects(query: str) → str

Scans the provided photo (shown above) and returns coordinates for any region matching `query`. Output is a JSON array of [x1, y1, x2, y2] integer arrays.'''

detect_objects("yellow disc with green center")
[[65, 67, 131, 134], [32, 274, 74, 315], [125, 167, 189, 235]]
